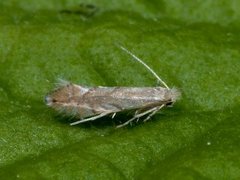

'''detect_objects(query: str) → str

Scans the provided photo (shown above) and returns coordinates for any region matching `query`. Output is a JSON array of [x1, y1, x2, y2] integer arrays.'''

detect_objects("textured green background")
[[0, 0, 240, 179]]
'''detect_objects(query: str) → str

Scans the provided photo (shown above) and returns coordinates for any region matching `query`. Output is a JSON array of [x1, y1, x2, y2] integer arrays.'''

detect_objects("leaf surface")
[[0, 1, 240, 179]]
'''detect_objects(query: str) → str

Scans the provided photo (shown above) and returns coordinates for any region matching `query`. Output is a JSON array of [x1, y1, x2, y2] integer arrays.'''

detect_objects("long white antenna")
[[119, 46, 170, 89]]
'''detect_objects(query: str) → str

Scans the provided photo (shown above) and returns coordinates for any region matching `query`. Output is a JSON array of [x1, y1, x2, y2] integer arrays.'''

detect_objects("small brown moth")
[[45, 46, 180, 128]]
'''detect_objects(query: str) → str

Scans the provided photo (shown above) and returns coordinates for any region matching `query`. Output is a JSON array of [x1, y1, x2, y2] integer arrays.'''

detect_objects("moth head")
[[166, 88, 181, 107]]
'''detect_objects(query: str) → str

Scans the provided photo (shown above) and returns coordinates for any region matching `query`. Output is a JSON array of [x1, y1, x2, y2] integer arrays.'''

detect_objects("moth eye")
[[166, 101, 173, 106], [52, 98, 57, 103]]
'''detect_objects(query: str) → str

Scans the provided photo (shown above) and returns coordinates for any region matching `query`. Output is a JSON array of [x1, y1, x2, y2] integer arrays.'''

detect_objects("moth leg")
[[70, 112, 110, 125], [134, 110, 139, 115], [136, 117, 140, 122], [111, 112, 117, 119], [134, 110, 141, 122], [143, 104, 165, 122], [116, 107, 159, 128]]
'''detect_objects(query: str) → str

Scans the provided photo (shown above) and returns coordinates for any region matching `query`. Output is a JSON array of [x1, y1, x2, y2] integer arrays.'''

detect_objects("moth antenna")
[[119, 46, 170, 89]]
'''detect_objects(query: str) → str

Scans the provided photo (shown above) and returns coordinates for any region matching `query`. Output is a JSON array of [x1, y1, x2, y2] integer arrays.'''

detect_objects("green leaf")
[[0, 0, 240, 179]]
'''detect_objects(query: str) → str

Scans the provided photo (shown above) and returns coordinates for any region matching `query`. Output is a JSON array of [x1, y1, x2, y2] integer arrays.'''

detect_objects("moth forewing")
[[46, 83, 180, 127], [45, 46, 181, 127]]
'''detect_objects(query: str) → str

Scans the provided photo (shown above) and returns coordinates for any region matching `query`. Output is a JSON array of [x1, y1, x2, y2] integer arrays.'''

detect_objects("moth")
[[45, 46, 180, 128]]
